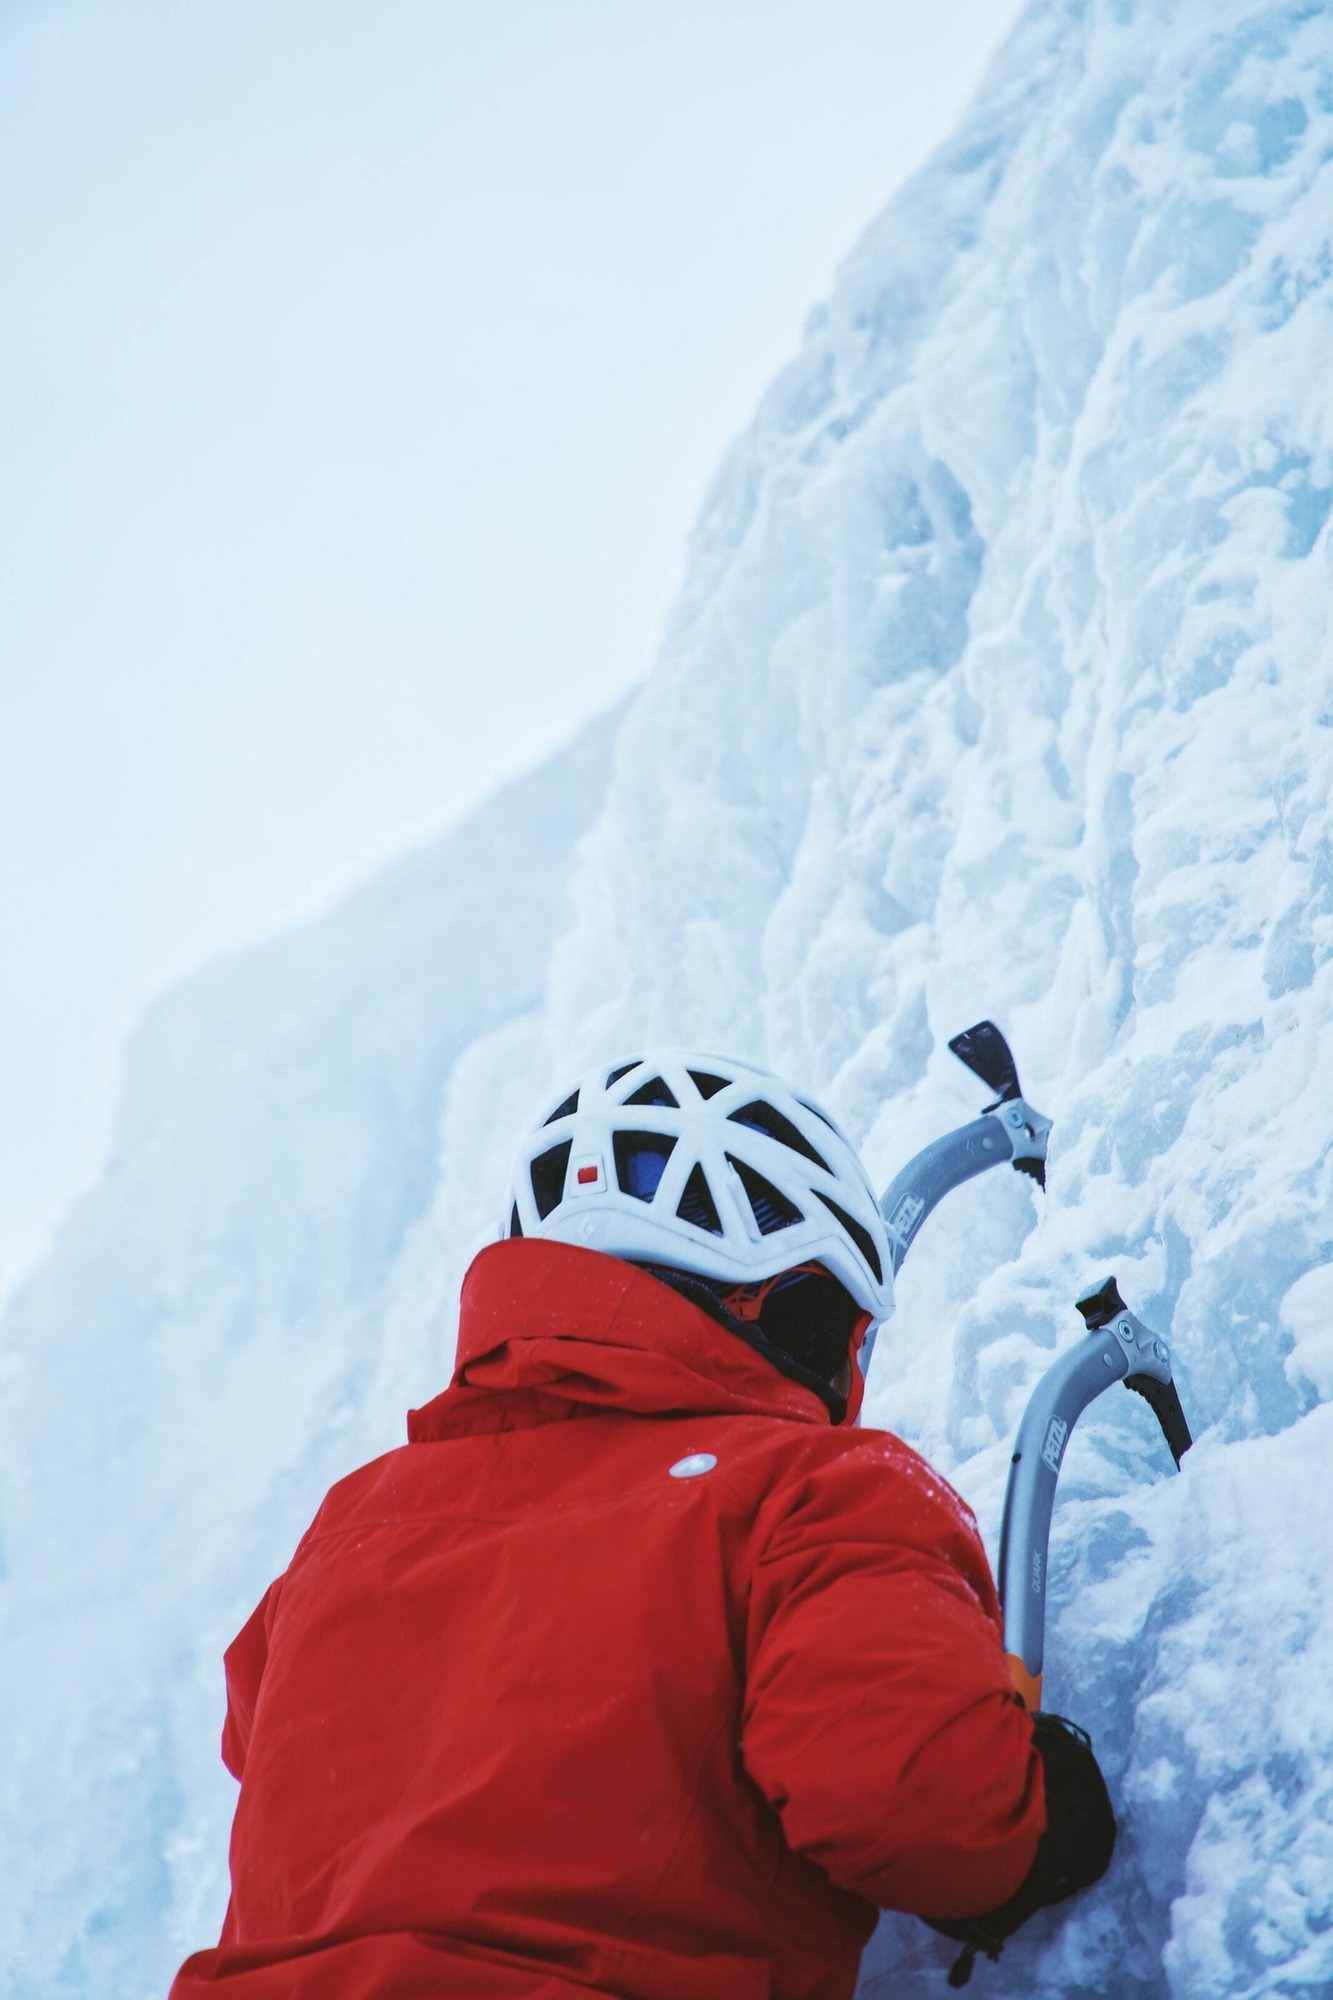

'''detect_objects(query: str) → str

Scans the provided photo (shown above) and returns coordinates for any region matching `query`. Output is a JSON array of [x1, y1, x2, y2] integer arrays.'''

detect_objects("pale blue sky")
[[1, 0, 1022, 1301]]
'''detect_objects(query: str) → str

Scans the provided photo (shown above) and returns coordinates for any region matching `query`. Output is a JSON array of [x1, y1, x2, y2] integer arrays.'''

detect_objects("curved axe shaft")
[[862, 1023, 1050, 1375], [998, 1278, 1192, 1709], [879, 1021, 1052, 1272]]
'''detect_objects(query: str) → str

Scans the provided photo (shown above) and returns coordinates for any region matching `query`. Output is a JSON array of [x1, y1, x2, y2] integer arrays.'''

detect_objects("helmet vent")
[[728, 1099, 830, 1172], [814, 1189, 883, 1284], [613, 1131, 677, 1202], [509, 1202, 523, 1238], [543, 1089, 580, 1125], [624, 1076, 679, 1108], [606, 1061, 640, 1088], [676, 1163, 724, 1235], [688, 1069, 730, 1100], [530, 1140, 572, 1221], [727, 1154, 802, 1235]]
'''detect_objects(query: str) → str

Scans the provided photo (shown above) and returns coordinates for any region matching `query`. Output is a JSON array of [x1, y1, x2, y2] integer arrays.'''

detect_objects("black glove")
[[929, 1711, 1116, 1987]]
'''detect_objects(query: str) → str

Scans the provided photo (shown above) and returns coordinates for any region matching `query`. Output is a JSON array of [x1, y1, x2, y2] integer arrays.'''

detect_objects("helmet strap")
[[714, 1261, 828, 1323]]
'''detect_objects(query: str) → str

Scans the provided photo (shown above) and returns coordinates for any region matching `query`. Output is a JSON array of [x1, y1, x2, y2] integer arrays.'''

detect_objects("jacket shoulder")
[[286, 1442, 416, 1557], [721, 1419, 997, 1623]]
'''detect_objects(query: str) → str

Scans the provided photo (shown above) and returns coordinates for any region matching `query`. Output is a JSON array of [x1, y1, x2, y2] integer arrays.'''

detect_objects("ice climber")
[[170, 1050, 1115, 1999]]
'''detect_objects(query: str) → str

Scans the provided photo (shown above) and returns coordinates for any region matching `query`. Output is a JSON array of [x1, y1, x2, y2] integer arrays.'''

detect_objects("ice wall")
[[2, 0, 1331, 1994]]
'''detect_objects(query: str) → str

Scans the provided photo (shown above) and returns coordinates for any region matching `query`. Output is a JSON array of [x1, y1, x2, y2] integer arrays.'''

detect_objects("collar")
[[408, 1238, 835, 1443]]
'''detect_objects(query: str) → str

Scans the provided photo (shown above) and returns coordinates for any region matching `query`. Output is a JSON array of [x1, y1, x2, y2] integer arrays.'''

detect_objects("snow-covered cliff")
[[3, 0, 1331, 1993]]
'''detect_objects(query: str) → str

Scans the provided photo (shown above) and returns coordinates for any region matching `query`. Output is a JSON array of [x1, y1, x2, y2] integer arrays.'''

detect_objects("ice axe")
[[867, 1025, 1193, 1707], [942, 1289, 1192, 1984], [998, 1277, 1192, 1709], [863, 1021, 1051, 1374]]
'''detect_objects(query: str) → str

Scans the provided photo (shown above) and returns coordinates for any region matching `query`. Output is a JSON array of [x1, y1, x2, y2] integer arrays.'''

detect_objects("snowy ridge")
[[0, 711, 622, 1992], [3, 0, 1333, 1993]]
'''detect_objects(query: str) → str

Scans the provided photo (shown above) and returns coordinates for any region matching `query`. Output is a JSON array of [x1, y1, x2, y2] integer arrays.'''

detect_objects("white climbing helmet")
[[505, 1051, 894, 1324]]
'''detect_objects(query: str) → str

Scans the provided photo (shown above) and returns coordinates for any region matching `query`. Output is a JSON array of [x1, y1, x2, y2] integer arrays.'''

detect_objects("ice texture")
[[3, 0, 1332, 1993]]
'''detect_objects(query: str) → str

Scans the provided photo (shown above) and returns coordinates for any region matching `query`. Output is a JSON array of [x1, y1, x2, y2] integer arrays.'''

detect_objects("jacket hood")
[[408, 1238, 833, 1444]]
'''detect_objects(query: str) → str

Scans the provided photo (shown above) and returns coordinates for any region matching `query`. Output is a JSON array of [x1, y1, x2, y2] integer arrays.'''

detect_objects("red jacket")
[[172, 1239, 1043, 2000]]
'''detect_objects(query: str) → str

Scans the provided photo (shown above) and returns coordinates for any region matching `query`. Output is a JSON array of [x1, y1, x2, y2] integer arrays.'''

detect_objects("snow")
[[3, 0, 1332, 1993]]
